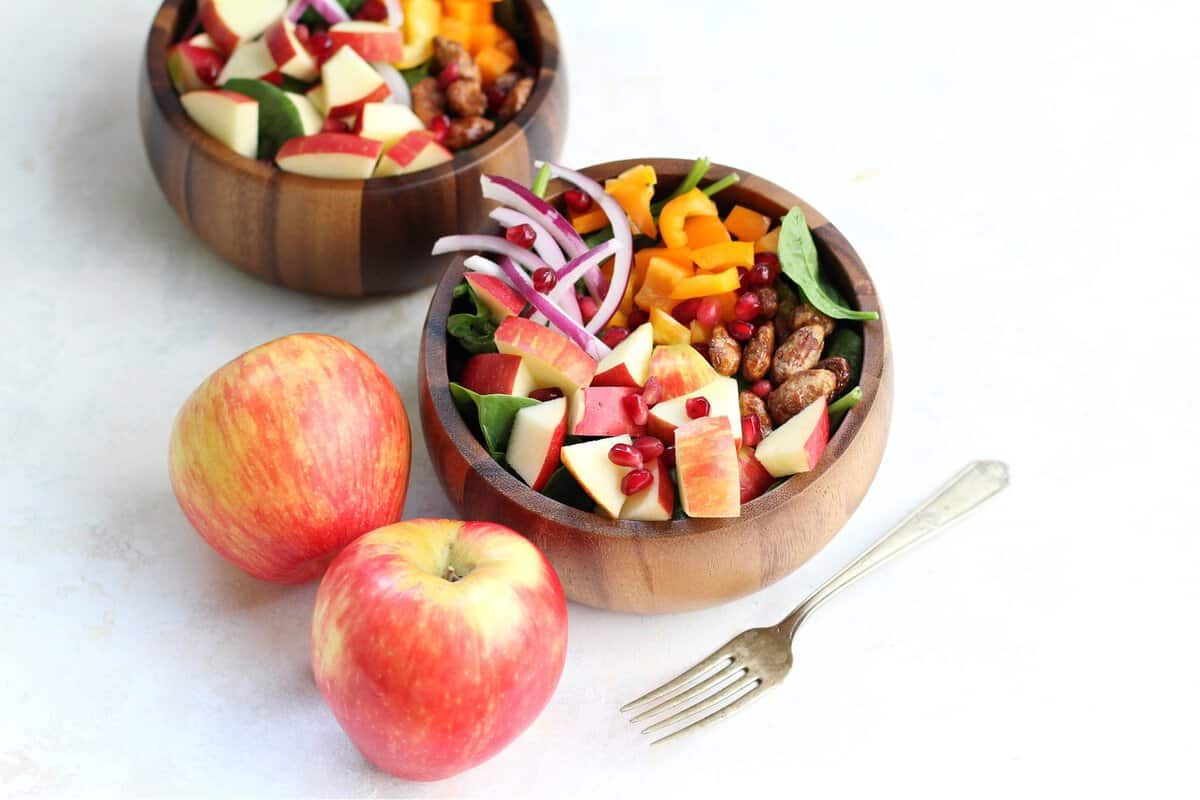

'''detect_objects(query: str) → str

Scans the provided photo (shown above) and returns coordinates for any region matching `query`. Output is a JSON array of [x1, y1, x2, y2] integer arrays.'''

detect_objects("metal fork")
[[621, 460, 1010, 745]]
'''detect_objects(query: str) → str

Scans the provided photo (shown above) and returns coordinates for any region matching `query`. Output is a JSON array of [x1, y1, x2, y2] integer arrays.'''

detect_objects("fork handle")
[[778, 460, 1010, 638]]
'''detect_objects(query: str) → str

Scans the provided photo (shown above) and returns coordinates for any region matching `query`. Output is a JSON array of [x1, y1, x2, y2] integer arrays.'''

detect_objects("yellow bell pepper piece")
[[689, 320, 710, 344], [606, 181, 657, 239], [615, 165, 657, 185], [650, 306, 691, 345], [755, 227, 781, 254], [397, 0, 440, 68], [439, 16, 472, 47], [602, 257, 636, 317], [724, 205, 771, 242], [635, 247, 691, 277], [659, 189, 718, 249], [684, 215, 731, 249], [635, 256, 692, 311], [692, 241, 754, 272], [669, 268, 740, 300]]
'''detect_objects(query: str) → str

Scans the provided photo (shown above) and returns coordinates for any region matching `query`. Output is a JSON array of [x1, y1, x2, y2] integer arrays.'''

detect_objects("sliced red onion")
[[310, 0, 350, 23], [285, 0, 310, 23], [555, 240, 616, 292], [382, 0, 403, 26], [373, 62, 410, 106], [463, 256, 510, 283], [480, 175, 586, 258], [538, 161, 634, 333], [489, 208, 565, 268]]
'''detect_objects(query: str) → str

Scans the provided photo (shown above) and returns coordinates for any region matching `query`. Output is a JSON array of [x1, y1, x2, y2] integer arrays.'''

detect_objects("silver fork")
[[621, 460, 1010, 745]]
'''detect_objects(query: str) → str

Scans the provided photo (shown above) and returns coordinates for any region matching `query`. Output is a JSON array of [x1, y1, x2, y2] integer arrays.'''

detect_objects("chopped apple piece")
[[592, 322, 653, 387], [284, 92, 324, 136], [569, 387, 645, 437], [373, 131, 453, 177], [460, 354, 535, 397], [354, 103, 424, 151], [647, 344, 718, 401], [464, 273, 525, 322], [494, 317, 596, 394], [506, 397, 567, 492], [198, 0, 286, 53], [305, 84, 327, 116], [217, 39, 281, 86], [275, 133, 383, 179], [330, 21, 407, 63], [167, 38, 225, 92], [753, 397, 830, 478], [674, 416, 740, 518], [620, 458, 674, 521], [738, 447, 774, 504], [560, 435, 634, 519], [180, 89, 259, 159], [646, 376, 741, 446], [321, 46, 390, 119], [264, 18, 319, 82]]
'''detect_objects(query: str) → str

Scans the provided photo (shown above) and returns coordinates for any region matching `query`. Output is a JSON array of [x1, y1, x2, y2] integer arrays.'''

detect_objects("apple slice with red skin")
[[198, 0, 285, 53], [646, 375, 741, 447], [648, 343, 718, 401], [560, 435, 634, 518], [592, 322, 653, 388], [753, 397, 830, 477], [674, 415, 741, 518], [460, 353, 535, 397], [276, 133, 384, 179], [180, 90, 259, 159], [217, 39, 282, 87], [464, 273, 525, 322], [568, 386, 646, 437], [620, 458, 674, 521], [167, 39, 226, 92], [284, 92, 324, 135], [373, 130, 453, 177], [330, 21, 407, 63], [322, 46, 390, 119], [494, 316, 596, 394], [506, 397, 567, 491], [738, 447, 774, 504], [264, 18, 319, 82], [354, 103, 424, 151]]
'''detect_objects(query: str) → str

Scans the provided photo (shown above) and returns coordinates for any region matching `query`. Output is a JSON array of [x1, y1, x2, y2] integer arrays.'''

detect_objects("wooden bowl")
[[138, 0, 567, 297], [420, 159, 893, 614]]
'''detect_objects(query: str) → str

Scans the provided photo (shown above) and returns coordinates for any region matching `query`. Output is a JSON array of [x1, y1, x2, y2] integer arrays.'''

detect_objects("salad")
[[435, 159, 879, 520], [168, 0, 536, 179]]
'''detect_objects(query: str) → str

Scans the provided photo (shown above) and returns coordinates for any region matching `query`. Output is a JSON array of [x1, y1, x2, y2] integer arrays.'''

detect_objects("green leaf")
[[823, 328, 864, 388], [449, 383, 537, 459], [542, 467, 593, 511], [828, 386, 864, 424], [447, 282, 498, 353], [779, 208, 880, 321], [400, 61, 432, 89]]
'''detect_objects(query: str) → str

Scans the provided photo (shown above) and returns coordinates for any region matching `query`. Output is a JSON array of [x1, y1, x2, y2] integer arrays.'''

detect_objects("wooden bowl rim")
[[144, 0, 562, 193], [422, 157, 887, 541]]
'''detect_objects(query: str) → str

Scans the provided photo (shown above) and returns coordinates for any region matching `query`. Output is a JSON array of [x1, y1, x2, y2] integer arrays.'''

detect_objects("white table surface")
[[3, 0, 1198, 796]]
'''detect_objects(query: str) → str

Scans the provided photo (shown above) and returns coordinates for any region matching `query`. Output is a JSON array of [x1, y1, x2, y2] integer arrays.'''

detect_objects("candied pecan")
[[815, 356, 851, 396], [411, 77, 446, 125], [767, 369, 836, 425], [443, 115, 496, 150], [708, 324, 742, 376], [774, 278, 798, 339], [771, 325, 825, 384], [493, 70, 523, 93], [497, 77, 535, 122], [433, 36, 481, 83], [739, 391, 773, 437], [791, 303, 835, 336], [446, 79, 488, 117], [741, 324, 774, 382], [756, 286, 778, 320]]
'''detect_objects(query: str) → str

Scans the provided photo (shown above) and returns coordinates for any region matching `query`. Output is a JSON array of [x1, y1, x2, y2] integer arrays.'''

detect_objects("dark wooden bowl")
[[420, 159, 893, 614], [139, 0, 567, 296]]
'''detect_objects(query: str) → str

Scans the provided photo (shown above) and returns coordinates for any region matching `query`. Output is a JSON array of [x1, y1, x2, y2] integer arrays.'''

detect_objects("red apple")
[[620, 457, 674, 521], [674, 415, 740, 518], [464, 272, 525, 322], [373, 130, 453, 177], [167, 38, 226, 92], [354, 102, 424, 150], [312, 519, 567, 781], [168, 334, 411, 584], [568, 386, 645, 437], [560, 435, 634, 518], [646, 375, 741, 446], [264, 18, 319, 81], [753, 396, 830, 477], [198, 0, 286, 53], [738, 447, 774, 504], [648, 343, 718, 401], [276, 133, 384, 179], [217, 38, 283, 86], [494, 316, 596, 393], [329, 20, 406, 63], [506, 397, 567, 491], [592, 322, 653, 387], [460, 353, 535, 396], [322, 45, 390, 119]]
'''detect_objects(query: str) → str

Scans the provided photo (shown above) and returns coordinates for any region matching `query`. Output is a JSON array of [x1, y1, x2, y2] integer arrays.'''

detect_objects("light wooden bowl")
[[138, 0, 567, 297], [420, 159, 893, 614]]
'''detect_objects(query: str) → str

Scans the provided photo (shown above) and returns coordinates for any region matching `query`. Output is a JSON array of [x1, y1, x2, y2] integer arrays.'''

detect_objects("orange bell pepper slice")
[[692, 241, 754, 272], [476, 47, 515, 85], [650, 307, 691, 345], [635, 256, 692, 311], [724, 205, 771, 242], [659, 189, 718, 249], [606, 181, 657, 240], [635, 247, 691, 277], [669, 268, 740, 300], [570, 206, 609, 234], [684, 215, 731, 249]]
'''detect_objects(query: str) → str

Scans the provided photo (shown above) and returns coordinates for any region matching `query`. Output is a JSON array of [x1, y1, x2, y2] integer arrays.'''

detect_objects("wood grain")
[[419, 159, 894, 614], [138, 0, 568, 297]]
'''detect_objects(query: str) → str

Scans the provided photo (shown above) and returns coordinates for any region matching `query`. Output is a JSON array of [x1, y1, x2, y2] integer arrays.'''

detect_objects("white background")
[[2, 0, 1198, 797]]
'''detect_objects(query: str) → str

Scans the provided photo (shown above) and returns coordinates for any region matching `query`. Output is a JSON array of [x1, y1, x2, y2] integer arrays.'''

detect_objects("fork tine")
[[619, 649, 734, 713], [640, 674, 760, 735], [647, 679, 766, 746], [628, 664, 747, 723]]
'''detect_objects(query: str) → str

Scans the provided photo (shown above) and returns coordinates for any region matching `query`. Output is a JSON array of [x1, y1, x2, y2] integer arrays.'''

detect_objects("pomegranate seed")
[[661, 445, 676, 469], [600, 327, 630, 348], [627, 308, 649, 329], [529, 387, 563, 402], [633, 435, 665, 461], [742, 413, 764, 447], [754, 252, 780, 277], [622, 468, 654, 496], [532, 267, 557, 293], [294, 23, 309, 42], [438, 62, 460, 89], [696, 297, 721, 328], [686, 396, 711, 419], [641, 376, 663, 406], [563, 189, 593, 214], [321, 117, 350, 133], [486, 86, 508, 114], [428, 114, 450, 143], [622, 393, 649, 426], [197, 61, 220, 85], [751, 379, 772, 398], [353, 0, 388, 21], [734, 291, 762, 321], [609, 443, 644, 470], [671, 297, 701, 325], [307, 32, 335, 62], [728, 320, 755, 341], [748, 262, 772, 287], [505, 224, 537, 249], [578, 295, 598, 323]]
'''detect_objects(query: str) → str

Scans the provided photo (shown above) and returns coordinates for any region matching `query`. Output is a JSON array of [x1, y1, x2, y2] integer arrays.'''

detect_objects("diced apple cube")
[[460, 353, 535, 397], [275, 133, 383, 180], [620, 458, 674, 521], [180, 89, 259, 159], [568, 386, 645, 437], [674, 416, 740, 518], [561, 435, 635, 519], [647, 376, 741, 447], [494, 317, 596, 394], [753, 397, 830, 478], [506, 397, 567, 492], [593, 322, 653, 388]]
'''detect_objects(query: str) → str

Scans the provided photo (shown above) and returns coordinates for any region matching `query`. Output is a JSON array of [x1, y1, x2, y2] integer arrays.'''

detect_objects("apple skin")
[[312, 519, 568, 782], [464, 272, 525, 322], [648, 344, 718, 401], [168, 334, 410, 584], [738, 447, 774, 504]]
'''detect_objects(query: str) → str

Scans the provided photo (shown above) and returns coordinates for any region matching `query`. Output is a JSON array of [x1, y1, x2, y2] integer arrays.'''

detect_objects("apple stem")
[[443, 565, 463, 583]]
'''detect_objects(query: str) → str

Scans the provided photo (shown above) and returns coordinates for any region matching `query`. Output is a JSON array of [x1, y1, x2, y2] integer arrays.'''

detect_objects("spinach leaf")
[[778, 208, 880, 322], [823, 328, 863, 388], [401, 61, 432, 89], [447, 282, 498, 354], [542, 467, 593, 511], [449, 383, 537, 459]]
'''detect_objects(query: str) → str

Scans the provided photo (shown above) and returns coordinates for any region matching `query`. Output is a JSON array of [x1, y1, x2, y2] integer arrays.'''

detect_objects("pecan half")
[[774, 278, 798, 339], [767, 369, 837, 425], [446, 78, 488, 117], [740, 391, 773, 437], [791, 303, 835, 337], [814, 356, 851, 396], [493, 70, 524, 94], [756, 286, 779, 320], [444, 115, 495, 150], [771, 325, 825, 384], [411, 77, 446, 126], [707, 324, 742, 377], [741, 323, 774, 382], [497, 77, 535, 122]]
